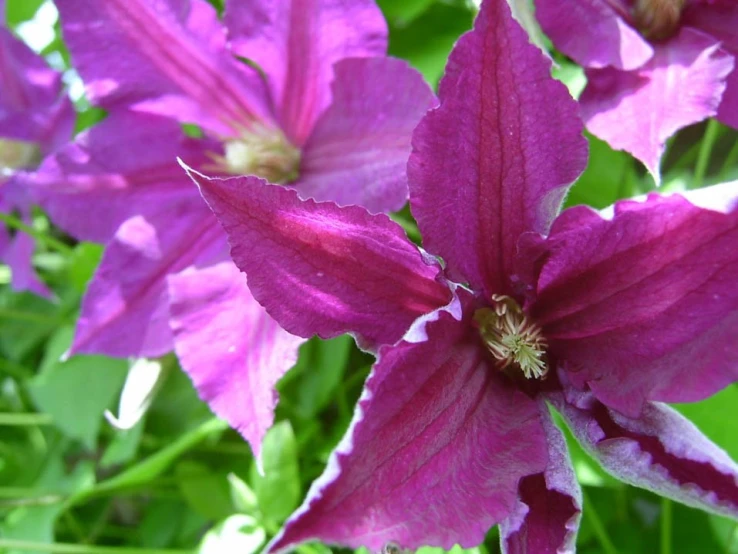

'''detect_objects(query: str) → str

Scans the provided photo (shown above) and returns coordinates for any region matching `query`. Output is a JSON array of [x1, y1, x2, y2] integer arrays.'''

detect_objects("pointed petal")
[[500, 400, 581, 554], [297, 57, 436, 214], [72, 206, 223, 357], [187, 167, 451, 351], [31, 111, 211, 243], [534, 0, 653, 70], [528, 182, 738, 417], [4, 231, 52, 298], [408, 0, 587, 298], [56, 0, 271, 133], [552, 389, 738, 519], [683, 1, 738, 128], [580, 29, 733, 181], [269, 304, 548, 552], [169, 261, 306, 458], [224, 0, 387, 144]]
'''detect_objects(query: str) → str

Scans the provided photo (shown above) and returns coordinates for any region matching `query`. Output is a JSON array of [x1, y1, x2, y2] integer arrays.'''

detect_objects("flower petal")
[[297, 57, 436, 214], [186, 166, 451, 351], [500, 400, 581, 554], [72, 205, 223, 358], [580, 28, 734, 181], [683, 1, 738, 128], [534, 0, 653, 70], [552, 389, 738, 519], [269, 305, 548, 552], [0, 27, 74, 151], [31, 111, 211, 243], [224, 0, 387, 144], [56, 0, 271, 133], [408, 0, 587, 298], [4, 231, 52, 298], [168, 261, 306, 458], [528, 182, 738, 417]]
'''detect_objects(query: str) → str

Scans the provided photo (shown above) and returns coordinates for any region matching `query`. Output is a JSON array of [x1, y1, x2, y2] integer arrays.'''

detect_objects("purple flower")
[[0, 10, 74, 296], [187, 0, 738, 551], [29, 0, 435, 456], [535, 0, 738, 180]]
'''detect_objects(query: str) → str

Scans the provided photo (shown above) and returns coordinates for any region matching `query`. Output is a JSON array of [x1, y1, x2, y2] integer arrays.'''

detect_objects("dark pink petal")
[[224, 0, 386, 145], [528, 182, 738, 417], [580, 29, 733, 181], [408, 0, 587, 297], [187, 167, 451, 351], [56, 0, 272, 134], [683, 2, 738, 128], [500, 400, 581, 554], [297, 57, 436, 214], [552, 388, 738, 519], [534, 0, 653, 70], [72, 204, 223, 357], [168, 261, 306, 458], [31, 111, 211, 243], [269, 306, 548, 552]]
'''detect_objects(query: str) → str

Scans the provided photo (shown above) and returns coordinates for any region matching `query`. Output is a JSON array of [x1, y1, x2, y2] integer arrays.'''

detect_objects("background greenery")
[[2, 1, 738, 553]]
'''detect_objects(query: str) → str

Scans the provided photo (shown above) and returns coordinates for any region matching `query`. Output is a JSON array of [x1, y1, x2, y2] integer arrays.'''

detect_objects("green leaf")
[[100, 420, 144, 468], [387, 3, 473, 87], [228, 472, 259, 515], [176, 460, 233, 521], [198, 514, 266, 554], [251, 421, 300, 524], [674, 385, 738, 460], [5, 0, 45, 26], [28, 328, 128, 450], [66, 243, 103, 295], [378, 0, 435, 25]]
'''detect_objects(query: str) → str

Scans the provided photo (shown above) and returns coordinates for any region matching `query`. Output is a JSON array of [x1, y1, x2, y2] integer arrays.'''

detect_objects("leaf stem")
[[582, 489, 619, 554], [0, 539, 194, 554], [0, 307, 59, 324], [0, 211, 74, 255], [693, 119, 721, 189], [660, 497, 672, 554], [0, 412, 54, 426]]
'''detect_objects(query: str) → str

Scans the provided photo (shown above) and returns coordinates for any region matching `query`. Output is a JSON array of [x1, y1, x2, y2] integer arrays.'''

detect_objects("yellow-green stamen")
[[474, 294, 548, 380], [211, 123, 300, 183], [632, 0, 686, 41], [0, 138, 40, 177]]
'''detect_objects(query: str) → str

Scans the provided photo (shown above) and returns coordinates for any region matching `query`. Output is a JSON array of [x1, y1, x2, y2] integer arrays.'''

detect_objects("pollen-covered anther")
[[211, 123, 301, 183], [474, 294, 548, 380], [0, 138, 40, 178], [632, 0, 686, 41]]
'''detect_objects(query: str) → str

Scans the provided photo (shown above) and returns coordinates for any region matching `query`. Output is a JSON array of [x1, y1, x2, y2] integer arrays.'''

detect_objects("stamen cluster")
[[632, 0, 686, 40], [211, 123, 301, 183], [474, 294, 548, 379], [0, 138, 39, 177]]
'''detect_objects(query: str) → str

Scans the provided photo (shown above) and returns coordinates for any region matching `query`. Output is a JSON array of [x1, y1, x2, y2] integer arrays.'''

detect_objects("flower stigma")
[[211, 123, 301, 183], [474, 294, 548, 380], [632, 0, 686, 40], [0, 138, 40, 178]]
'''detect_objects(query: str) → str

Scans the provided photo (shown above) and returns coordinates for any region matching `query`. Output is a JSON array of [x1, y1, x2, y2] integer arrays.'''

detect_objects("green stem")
[[0, 211, 74, 255], [582, 489, 619, 554], [64, 418, 228, 508], [693, 119, 721, 189], [660, 497, 672, 554], [0, 307, 59, 324], [0, 412, 54, 426], [0, 540, 193, 554], [719, 139, 738, 181]]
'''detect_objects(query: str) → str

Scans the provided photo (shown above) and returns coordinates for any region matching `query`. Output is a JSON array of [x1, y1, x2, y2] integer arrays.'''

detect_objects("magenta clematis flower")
[[186, 0, 738, 551], [534, 0, 738, 180], [0, 7, 74, 296], [28, 0, 435, 456]]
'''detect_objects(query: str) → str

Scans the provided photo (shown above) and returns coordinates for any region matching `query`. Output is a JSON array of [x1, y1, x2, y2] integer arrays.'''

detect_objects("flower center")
[[474, 294, 548, 380], [213, 123, 301, 184], [632, 0, 686, 40], [0, 138, 40, 178]]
